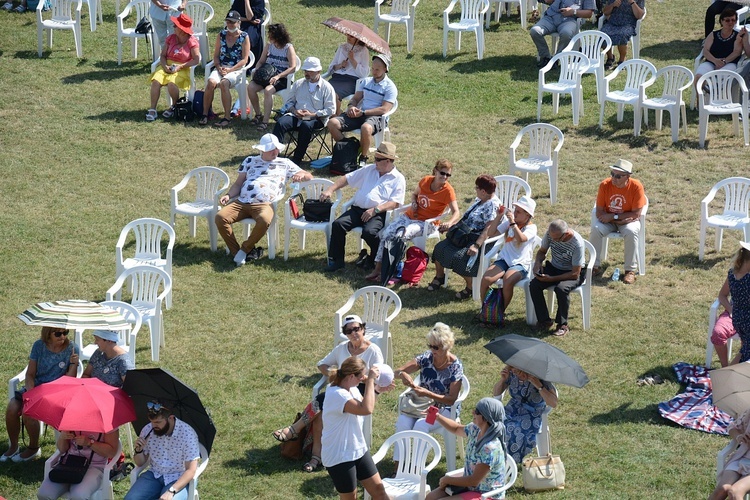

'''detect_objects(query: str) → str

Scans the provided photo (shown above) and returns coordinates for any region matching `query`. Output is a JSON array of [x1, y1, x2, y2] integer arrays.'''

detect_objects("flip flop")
[[257, 122, 269, 131], [162, 106, 174, 118], [198, 115, 208, 126], [214, 118, 232, 128]]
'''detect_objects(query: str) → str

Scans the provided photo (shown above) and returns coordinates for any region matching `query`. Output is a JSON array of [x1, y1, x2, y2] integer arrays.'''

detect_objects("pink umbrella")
[[322, 17, 391, 57]]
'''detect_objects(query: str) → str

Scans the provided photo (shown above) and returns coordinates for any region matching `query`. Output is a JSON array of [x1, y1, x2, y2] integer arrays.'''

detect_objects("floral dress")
[[504, 372, 551, 462], [729, 269, 750, 362], [218, 30, 248, 69], [463, 423, 507, 499], [415, 351, 464, 414], [600, 0, 645, 45]]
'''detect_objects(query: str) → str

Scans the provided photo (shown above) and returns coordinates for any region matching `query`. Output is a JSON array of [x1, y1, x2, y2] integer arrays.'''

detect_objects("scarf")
[[475, 397, 506, 454]]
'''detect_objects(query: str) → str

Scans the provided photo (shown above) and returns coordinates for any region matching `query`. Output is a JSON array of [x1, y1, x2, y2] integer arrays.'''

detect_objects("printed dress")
[[729, 269, 750, 362], [504, 372, 550, 462]]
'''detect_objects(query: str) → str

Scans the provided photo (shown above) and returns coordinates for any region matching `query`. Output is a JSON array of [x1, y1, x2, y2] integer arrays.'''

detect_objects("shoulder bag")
[[302, 199, 333, 222], [398, 389, 434, 419], [49, 446, 96, 484], [252, 62, 278, 87], [522, 453, 565, 491], [446, 202, 482, 248]]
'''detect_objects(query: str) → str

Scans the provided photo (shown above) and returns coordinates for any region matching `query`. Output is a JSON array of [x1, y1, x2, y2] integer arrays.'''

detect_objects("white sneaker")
[[1, 3, 13, 11], [234, 249, 247, 266]]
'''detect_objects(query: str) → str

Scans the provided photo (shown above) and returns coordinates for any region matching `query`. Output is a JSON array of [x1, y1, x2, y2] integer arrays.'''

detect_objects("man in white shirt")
[[272, 57, 336, 165], [320, 142, 405, 272], [216, 134, 312, 266], [125, 401, 200, 500]]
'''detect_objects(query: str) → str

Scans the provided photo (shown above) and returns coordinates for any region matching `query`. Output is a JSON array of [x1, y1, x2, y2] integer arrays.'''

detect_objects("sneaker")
[[2, 3, 13, 11], [233, 249, 247, 266], [552, 324, 569, 337], [247, 247, 264, 261], [623, 270, 636, 284], [12, 4, 24, 12], [537, 319, 554, 331]]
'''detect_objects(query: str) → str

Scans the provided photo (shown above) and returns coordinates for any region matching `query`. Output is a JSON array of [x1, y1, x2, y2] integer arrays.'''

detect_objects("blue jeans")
[[124, 470, 190, 500]]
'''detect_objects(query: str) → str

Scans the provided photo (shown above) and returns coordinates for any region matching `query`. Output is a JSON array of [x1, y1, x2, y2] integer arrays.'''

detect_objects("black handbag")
[[134, 16, 152, 35], [174, 96, 195, 122], [303, 199, 333, 222], [252, 62, 278, 87], [48, 448, 95, 484], [446, 202, 482, 247]]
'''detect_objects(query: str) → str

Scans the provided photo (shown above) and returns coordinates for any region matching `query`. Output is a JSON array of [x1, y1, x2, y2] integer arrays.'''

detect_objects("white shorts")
[[208, 68, 243, 88], [696, 61, 738, 77]]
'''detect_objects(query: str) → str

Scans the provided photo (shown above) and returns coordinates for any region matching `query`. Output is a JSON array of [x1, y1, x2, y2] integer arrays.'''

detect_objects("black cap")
[[225, 10, 241, 21]]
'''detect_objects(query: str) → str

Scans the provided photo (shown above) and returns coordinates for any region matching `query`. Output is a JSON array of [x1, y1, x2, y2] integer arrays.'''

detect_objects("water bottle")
[[395, 261, 404, 279], [612, 268, 620, 282], [466, 252, 478, 270]]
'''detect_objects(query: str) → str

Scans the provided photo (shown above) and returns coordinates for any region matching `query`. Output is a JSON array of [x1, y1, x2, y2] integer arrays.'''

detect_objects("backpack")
[[330, 137, 360, 176], [479, 288, 504, 327], [174, 96, 195, 122], [192, 90, 212, 118], [400, 246, 429, 286]]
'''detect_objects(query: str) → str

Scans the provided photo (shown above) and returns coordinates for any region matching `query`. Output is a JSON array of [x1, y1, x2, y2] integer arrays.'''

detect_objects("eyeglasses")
[[610, 171, 629, 180], [427, 344, 441, 350], [374, 157, 390, 163], [146, 402, 170, 414], [53, 331, 68, 338], [436, 171, 452, 178], [343, 326, 363, 335], [722, 18, 737, 23]]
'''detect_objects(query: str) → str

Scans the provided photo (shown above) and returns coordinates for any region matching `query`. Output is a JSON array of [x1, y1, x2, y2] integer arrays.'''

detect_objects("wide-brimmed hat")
[[253, 133, 285, 152], [610, 159, 633, 174], [374, 142, 398, 160], [741, 241, 750, 252], [93, 329, 119, 342], [225, 10, 241, 22], [301, 56, 322, 72], [513, 195, 536, 218], [170, 13, 194, 35], [343, 314, 363, 327], [372, 53, 391, 72]]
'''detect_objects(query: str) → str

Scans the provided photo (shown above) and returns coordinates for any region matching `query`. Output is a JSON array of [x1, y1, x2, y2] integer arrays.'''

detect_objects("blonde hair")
[[434, 159, 453, 172], [41, 327, 70, 347], [732, 246, 750, 273], [426, 322, 455, 352], [328, 356, 366, 387]]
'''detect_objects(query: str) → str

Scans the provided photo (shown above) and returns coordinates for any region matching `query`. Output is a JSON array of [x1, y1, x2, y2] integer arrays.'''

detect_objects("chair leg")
[[670, 106, 680, 143], [189, 216, 197, 238], [699, 222, 707, 261], [443, 27, 449, 58], [549, 166, 557, 205], [208, 216, 219, 252]]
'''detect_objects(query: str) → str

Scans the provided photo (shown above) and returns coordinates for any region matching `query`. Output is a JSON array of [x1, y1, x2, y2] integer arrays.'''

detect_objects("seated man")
[[529, 219, 585, 337], [272, 56, 336, 164], [124, 400, 199, 500], [216, 133, 313, 266], [319, 142, 405, 272], [326, 53, 397, 165], [590, 159, 646, 284], [530, 0, 595, 68]]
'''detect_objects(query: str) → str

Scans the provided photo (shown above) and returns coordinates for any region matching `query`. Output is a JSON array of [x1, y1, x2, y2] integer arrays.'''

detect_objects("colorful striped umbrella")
[[18, 300, 130, 331]]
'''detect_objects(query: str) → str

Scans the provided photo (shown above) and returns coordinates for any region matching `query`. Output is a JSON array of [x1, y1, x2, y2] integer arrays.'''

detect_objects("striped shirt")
[[359, 75, 398, 111], [540, 230, 585, 271], [267, 43, 291, 73]]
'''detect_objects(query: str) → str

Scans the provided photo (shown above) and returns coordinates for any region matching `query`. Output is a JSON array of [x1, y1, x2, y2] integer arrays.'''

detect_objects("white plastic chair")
[[443, 0, 489, 60], [75, 300, 142, 369], [562, 30, 612, 105], [540, 239, 596, 330], [705, 299, 740, 368], [184, 0, 214, 67], [445, 454, 518, 498], [375, 0, 420, 54], [598, 58, 656, 131], [348, 98, 399, 150], [590, 197, 648, 276], [597, 6, 646, 59], [43, 439, 122, 500], [636, 65, 692, 143], [699, 177, 750, 261], [205, 53, 256, 120], [388, 205, 449, 253], [486, 0, 530, 29], [150, 57, 200, 103], [537, 51, 590, 126], [261, 0, 270, 47], [116, 0, 153, 65], [37, 0, 83, 58], [106, 266, 171, 362], [283, 179, 342, 261], [234, 200, 280, 260], [80, 0, 100, 32], [697, 70, 750, 148], [130, 442, 208, 499], [334, 286, 402, 366], [116, 218, 175, 309], [338, 195, 399, 253], [365, 431, 442, 500], [170, 166, 231, 252], [509, 123, 563, 205]]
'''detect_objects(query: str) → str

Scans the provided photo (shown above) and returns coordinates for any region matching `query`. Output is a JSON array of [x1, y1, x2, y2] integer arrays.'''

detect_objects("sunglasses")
[[610, 171, 629, 179], [343, 326, 362, 335], [428, 344, 441, 350], [147, 402, 170, 414], [53, 331, 68, 338], [436, 171, 452, 178], [374, 157, 390, 163]]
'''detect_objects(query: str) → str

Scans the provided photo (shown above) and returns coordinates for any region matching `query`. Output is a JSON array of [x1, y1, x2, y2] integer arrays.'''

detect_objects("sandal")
[[604, 57, 615, 70], [257, 122, 269, 131], [145, 109, 157, 122], [455, 287, 472, 300], [214, 117, 232, 128], [198, 115, 208, 126], [249, 114, 263, 125], [162, 106, 175, 118], [12, 4, 24, 11], [272, 426, 298, 442], [2, 3, 13, 10], [426, 276, 445, 291], [302, 455, 321, 473]]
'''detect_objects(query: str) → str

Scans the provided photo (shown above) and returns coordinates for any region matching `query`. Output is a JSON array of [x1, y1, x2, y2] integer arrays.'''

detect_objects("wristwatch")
[[614, 214, 619, 220], [169, 487, 178, 494], [374, 207, 381, 214]]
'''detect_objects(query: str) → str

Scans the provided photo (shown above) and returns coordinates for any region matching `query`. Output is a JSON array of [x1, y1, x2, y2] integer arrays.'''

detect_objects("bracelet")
[[134, 449, 143, 455]]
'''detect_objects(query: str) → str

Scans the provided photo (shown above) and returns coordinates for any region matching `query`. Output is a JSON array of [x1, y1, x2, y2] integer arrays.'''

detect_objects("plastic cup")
[[425, 405, 439, 424]]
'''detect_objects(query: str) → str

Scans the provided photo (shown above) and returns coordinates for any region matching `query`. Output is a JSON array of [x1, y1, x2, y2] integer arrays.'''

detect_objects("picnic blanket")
[[658, 362, 733, 435]]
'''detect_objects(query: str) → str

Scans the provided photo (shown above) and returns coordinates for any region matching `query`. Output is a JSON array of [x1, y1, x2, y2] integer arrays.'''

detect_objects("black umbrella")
[[380, 227, 406, 286], [122, 368, 216, 455], [484, 334, 589, 388]]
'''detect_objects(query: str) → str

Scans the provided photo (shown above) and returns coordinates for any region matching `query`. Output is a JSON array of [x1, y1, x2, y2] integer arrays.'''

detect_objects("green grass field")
[[0, 0, 747, 497]]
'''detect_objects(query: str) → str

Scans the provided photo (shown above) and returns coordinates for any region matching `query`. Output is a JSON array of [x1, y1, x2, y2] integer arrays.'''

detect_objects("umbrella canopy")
[[709, 362, 750, 418], [23, 376, 136, 433], [19, 300, 130, 331], [322, 17, 391, 57], [122, 368, 216, 455], [484, 334, 589, 388]]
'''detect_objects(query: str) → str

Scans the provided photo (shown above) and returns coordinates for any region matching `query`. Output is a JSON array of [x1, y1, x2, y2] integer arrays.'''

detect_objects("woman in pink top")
[[146, 13, 201, 122]]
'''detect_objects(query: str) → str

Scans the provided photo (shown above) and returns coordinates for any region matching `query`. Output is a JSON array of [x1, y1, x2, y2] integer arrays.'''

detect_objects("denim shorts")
[[494, 258, 528, 279]]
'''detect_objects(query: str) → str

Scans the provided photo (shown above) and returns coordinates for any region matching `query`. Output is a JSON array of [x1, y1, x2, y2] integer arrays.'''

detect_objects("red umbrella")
[[322, 17, 391, 57], [23, 376, 136, 433]]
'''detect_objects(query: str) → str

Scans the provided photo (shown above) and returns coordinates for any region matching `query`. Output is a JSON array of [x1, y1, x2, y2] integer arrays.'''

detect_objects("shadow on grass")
[[62, 62, 150, 84], [641, 40, 702, 61], [589, 401, 663, 425], [15, 50, 45, 59], [662, 252, 726, 270]]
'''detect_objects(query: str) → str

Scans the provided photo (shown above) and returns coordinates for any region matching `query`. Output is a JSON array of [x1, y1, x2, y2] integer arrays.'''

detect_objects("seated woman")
[[428, 174, 501, 300], [230, 0, 265, 66], [146, 13, 201, 122], [2, 327, 79, 462], [393, 323, 463, 467], [705, 0, 743, 38], [711, 406, 750, 500], [81, 330, 133, 388], [477, 195, 537, 311], [365, 159, 461, 283], [493, 364, 557, 463], [327, 34, 370, 114], [600, 0, 645, 69], [694, 8, 745, 92], [200, 10, 251, 127], [427, 398, 507, 500], [37, 429, 119, 500], [247, 23, 297, 131], [272, 315, 389, 473]]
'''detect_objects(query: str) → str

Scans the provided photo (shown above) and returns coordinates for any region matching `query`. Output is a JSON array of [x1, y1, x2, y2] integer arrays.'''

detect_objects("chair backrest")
[[564, 30, 611, 67], [48, 0, 78, 20], [119, 0, 149, 26], [460, 0, 489, 22], [176, 166, 231, 205], [374, 430, 442, 480], [389, 0, 414, 16], [493, 175, 532, 208], [114, 265, 171, 305], [697, 69, 748, 106], [184, 0, 213, 34], [552, 51, 590, 82], [334, 286, 402, 341], [512, 123, 564, 163], [117, 218, 175, 263], [705, 177, 750, 217], [286, 179, 342, 224], [100, 300, 143, 350], [581, 239, 596, 287], [651, 65, 693, 100], [612, 59, 656, 92]]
